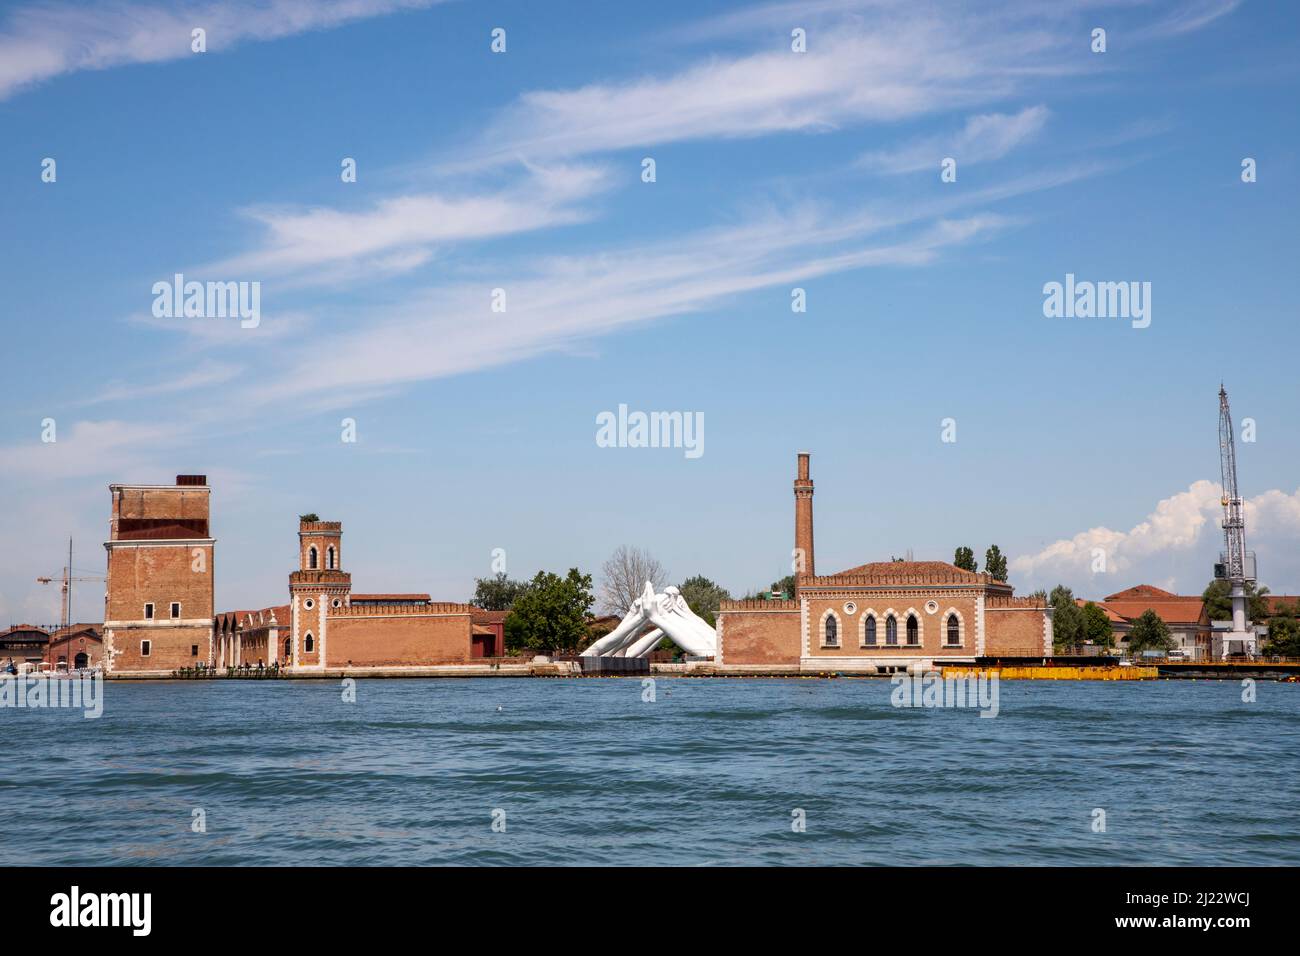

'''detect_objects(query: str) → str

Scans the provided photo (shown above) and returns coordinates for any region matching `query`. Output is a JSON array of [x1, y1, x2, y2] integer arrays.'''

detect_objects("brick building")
[[716, 453, 1053, 672], [207, 517, 478, 671], [103, 476, 215, 676]]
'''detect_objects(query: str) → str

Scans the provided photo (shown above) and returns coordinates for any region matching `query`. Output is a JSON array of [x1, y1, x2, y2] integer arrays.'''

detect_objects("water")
[[3, 677, 1297, 866]]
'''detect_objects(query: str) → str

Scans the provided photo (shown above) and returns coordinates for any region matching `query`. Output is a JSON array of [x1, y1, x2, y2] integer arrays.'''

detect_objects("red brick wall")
[[106, 545, 213, 624], [718, 606, 801, 664], [984, 608, 1048, 656], [108, 623, 209, 672], [325, 612, 474, 666]]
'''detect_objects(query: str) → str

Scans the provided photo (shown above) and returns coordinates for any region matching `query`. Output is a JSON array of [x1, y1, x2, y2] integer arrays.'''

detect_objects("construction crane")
[[1214, 386, 1256, 656], [37, 538, 105, 635]]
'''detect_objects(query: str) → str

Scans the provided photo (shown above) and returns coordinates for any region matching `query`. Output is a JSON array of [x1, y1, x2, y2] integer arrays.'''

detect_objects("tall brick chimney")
[[794, 452, 814, 578]]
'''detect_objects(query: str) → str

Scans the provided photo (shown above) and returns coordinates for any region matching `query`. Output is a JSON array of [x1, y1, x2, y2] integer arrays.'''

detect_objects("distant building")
[[1085, 585, 1211, 659], [0, 625, 51, 667], [717, 453, 1053, 671], [209, 518, 480, 670], [0, 623, 103, 670], [47, 624, 103, 670]]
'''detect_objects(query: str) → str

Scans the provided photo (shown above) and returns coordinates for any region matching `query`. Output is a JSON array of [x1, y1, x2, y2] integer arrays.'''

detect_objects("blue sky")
[[2, 0, 1298, 624]]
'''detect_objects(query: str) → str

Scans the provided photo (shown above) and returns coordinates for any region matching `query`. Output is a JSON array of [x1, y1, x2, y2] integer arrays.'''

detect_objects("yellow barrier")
[[940, 665, 1158, 681]]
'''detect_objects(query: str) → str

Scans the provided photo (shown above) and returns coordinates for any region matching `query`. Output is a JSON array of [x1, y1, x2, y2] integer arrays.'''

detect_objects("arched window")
[[947, 614, 960, 646], [327, 546, 336, 570], [304, 633, 314, 653], [864, 615, 877, 646], [823, 614, 839, 647], [284, 638, 291, 659], [906, 615, 919, 645], [308, 546, 318, 570], [886, 615, 897, 645]]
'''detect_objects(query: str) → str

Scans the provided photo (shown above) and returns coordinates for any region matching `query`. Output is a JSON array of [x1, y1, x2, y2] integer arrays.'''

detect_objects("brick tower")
[[794, 452, 815, 578], [289, 519, 352, 670], [103, 475, 215, 674]]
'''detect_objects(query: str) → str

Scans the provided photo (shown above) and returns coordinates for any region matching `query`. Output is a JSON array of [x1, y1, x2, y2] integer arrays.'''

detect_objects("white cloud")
[[1011, 481, 1300, 594], [857, 106, 1050, 174], [206, 163, 613, 282], [0, 0, 441, 100]]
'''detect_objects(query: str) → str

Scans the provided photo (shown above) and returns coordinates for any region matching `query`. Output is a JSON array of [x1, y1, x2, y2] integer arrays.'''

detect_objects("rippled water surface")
[[3, 677, 1298, 865]]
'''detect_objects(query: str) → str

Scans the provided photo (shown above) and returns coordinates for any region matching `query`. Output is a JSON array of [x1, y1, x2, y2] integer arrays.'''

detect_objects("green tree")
[[773, 574, 796, 599], [470, 572, 533, 611], [299, 513, 320, 523], [677, 575, 732, 627], [503, 569, 595, 654], [984, 545, 1008, 581], [1049, 585, 1083, 649], [1202, 579, 1271, 623], [1081, 601, 1114, 648], [953, 546, 977, 572], [1127, 609, 1173, 654], [1264, 616, 1300, 657]]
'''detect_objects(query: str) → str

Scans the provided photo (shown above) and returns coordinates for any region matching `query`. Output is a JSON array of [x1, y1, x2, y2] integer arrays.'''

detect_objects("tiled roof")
[[1262, 595, 1300, 613], [1100, 598, 1205, 625], [832, 560, 983, 579], [1076, 599, 1125, 623], [470, 609, 509, 624], [1104, 584, 1178, 601]]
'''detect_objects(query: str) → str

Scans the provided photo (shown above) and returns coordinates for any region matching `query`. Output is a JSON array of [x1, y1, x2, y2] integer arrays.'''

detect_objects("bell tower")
[[794, 452, 815, 579], [288, 518, 351, 670]]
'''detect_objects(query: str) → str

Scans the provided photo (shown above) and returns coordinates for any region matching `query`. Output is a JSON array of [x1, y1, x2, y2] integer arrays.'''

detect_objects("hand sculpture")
[[581, 582, 717, 658]]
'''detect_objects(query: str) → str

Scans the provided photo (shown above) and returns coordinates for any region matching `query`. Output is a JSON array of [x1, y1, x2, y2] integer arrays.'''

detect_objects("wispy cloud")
[[231, 208, 1011, 411], [858, 105, 1050, 174], [83, 362, 239, 405], [459, 9, 1081, 167], [0, 0, 440, 100], [0, 420, 183, 480]]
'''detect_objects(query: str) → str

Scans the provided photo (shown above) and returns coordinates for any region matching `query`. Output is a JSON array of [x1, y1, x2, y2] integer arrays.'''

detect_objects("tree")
[[773, 574, 796, 599], [599, 545, 669, 614], [470, 572, 533, 611], [1202, 579, 1271, 623], [677, 575, 732, 627], [1081, 601, 1114, 648], [953, 546, 977, 573], [1264, 616, 1300, 657], [1049, 585, 1083, 649], [299, 513, 320, 522], [984, 545, 1008, 581], [1127, 609, 1173, 654], [504, 569, 595, 654]]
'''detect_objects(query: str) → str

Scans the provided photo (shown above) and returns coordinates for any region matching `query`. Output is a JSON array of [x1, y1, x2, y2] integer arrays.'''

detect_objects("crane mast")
[[1216, 386, 1255, 653]]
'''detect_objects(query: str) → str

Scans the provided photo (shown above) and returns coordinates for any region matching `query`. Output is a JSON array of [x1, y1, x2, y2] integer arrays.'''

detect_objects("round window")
[[304, 599, 314, 610], [843, 602, 857, 615], [332, 599, 341, 608], [925, 600, 939, 615]]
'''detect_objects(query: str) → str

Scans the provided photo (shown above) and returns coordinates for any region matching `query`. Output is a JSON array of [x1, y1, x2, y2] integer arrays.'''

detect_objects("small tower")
[[288, 518, 351, 669], [794, 452, 815, 579]]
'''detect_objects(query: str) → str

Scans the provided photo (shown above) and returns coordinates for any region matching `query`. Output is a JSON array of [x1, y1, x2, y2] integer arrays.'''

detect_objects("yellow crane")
[[37, 538, 105, 635]]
